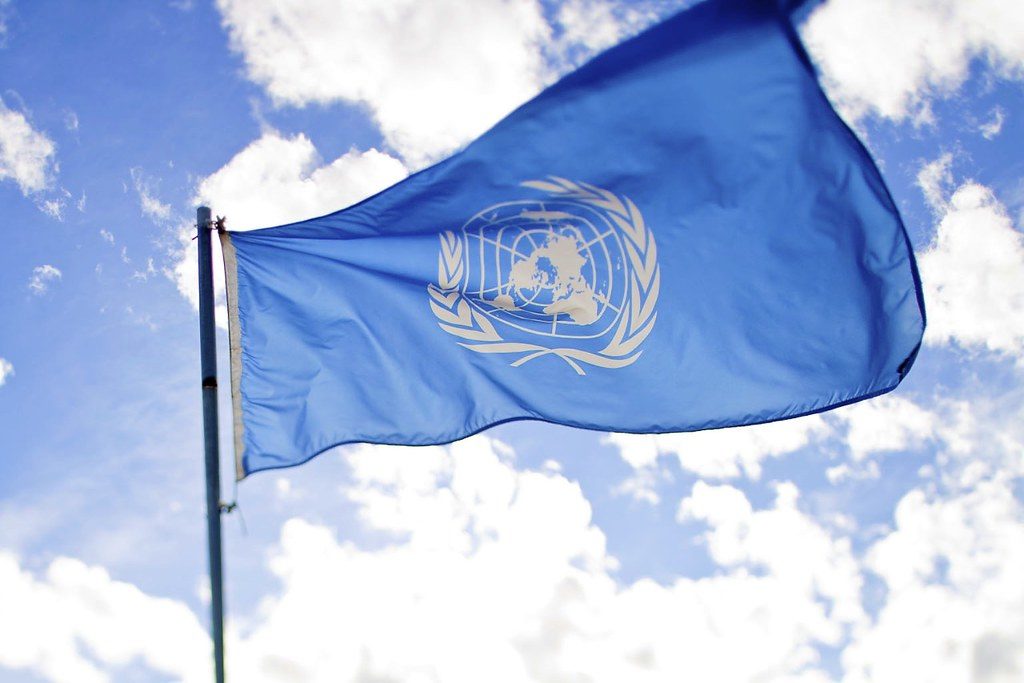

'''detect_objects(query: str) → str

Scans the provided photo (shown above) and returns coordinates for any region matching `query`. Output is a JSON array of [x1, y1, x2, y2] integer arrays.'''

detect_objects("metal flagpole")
[[197, 206, 226, 683]]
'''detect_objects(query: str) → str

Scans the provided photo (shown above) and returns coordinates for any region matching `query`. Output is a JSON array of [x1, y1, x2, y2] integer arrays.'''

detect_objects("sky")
[[0, 0, 1023, 681]]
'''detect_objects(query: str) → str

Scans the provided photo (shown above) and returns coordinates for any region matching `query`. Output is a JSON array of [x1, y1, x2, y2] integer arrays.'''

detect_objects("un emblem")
[[427, 177, 660, 374]]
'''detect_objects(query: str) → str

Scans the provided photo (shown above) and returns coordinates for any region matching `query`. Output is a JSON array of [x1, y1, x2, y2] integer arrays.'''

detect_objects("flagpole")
[[197, 206, 226, 683]]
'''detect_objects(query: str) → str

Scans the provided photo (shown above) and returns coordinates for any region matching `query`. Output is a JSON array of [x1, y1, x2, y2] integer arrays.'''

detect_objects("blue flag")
[[220, 0, 925, 478]]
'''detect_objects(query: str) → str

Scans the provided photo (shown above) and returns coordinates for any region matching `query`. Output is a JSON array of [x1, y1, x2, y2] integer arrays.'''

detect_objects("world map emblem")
[[427, 177, 660, 375]]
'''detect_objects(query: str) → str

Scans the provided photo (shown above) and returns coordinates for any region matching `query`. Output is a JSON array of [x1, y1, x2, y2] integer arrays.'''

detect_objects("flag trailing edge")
[[219, 0, 926, 479]]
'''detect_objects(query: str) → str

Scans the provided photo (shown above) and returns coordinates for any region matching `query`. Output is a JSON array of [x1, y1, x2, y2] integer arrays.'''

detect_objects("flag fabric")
[[220, 0, 925, 478]]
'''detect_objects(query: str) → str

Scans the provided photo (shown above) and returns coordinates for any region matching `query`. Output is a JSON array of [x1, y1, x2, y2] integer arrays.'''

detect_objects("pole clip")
[[194, 215, 226, 240], [219, 500, 247, 536]]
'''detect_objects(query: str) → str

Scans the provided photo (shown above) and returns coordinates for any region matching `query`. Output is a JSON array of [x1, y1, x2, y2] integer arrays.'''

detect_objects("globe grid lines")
[[460, 200, 627, 340]]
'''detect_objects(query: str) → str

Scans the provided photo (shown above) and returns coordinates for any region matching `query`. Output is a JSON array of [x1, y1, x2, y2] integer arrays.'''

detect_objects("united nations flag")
[[220, 0, 925, 478]]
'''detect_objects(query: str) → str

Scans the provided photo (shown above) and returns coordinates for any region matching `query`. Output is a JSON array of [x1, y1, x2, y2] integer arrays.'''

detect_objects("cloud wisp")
[[129, 167, 172, 222], [27, 264, 62, 295]]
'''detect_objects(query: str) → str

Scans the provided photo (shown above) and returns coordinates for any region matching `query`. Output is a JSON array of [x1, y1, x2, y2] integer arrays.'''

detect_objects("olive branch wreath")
[[427, 177, 660, 375]]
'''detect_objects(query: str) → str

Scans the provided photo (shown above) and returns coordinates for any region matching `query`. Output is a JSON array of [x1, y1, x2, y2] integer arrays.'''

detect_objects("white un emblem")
[[428, 177, 660, 375]]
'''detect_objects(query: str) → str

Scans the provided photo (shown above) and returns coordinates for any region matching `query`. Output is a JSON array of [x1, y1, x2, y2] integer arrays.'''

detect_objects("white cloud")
[[608, 392, 953, 493], [99, 229, 114, 244], [0, 96, 57, 194], [825, 460, 881, 485], [0, 551, 210, 683], [555, 0, 630, 54], [225, 438, 859, 681], [607, 414, 829, 482], [552, 0, 677, 60], [979, 105, 1006, 140], [917, 177, 1024, 356], [835, 381, 1024, 680], [926, 395, 1023, 488], [832, 395, 938, 461], [611, 466, 663, 505], [679, 481, 864, 626], [815, 394, 950, 482], [801, 0, 1024, 125], [28, 264, 62, 295], [215, 0, 681, 168], [916, 152, 954, 214], [169, 131, 407, 320], [217, 0, 552, 167], [0, 357, 12, 386], [6, 430, 1022, 682], [131, 258, 157, 282], [194, 131, 406, 232], [0, 437, 855, 681], [842, 477, 1024, 682], [38, 196, 65, 221], [130, 167, 171, 221]]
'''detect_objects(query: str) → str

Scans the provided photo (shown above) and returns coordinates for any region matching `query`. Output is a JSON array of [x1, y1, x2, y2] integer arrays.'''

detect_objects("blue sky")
[[1, 0, 1023, 681]]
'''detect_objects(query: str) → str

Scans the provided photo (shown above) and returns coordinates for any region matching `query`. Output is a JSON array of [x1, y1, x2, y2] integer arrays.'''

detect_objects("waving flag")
[[219, 0, 925, 478]]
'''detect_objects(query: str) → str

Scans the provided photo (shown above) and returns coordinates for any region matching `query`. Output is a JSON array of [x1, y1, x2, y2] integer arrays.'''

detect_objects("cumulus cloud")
[[169, 131, 407, 320], [215, 0, 682, 167], [552, 0, 681, 62], [0, 357, 12, 386], [606, 414, 830, 484], [801, 0, 1024, 125], [916, 175, 1024, 356], [824, 395, 975, 483], [6, 425, 1024, 682], [28, 264, 62, 295], [843, 477, 1024, 682], [217, 0, 552, 167], [680, 481, 864, 626], [0, 552, 210, 683], [555, 0, 632, 54], [3, 436, 869, 681], [223, 437, 860, 682], [194, 132, 406, 232], [834, 379, 1024, 680], [832, 395, 938, 462], [608, 392, 950, 494], [0, 96, 57, 194]]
